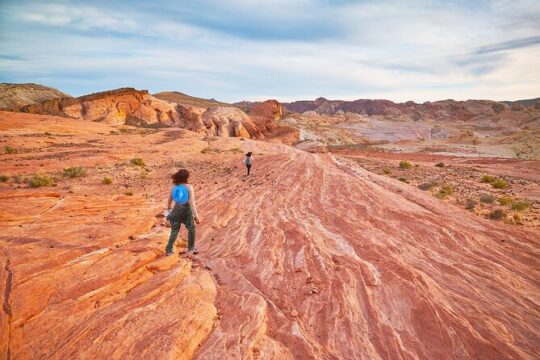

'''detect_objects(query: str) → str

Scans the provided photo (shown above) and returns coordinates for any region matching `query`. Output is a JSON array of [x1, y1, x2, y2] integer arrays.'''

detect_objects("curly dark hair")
[[171, 169, 190, 185]]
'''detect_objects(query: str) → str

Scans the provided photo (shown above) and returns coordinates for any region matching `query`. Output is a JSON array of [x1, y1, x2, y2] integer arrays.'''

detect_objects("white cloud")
[[1, 0, 539, 102]]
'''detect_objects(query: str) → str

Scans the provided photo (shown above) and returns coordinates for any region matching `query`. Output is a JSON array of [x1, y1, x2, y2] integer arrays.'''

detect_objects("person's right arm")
[[188, 185, 200, 224], [166, 189, 173, 210]]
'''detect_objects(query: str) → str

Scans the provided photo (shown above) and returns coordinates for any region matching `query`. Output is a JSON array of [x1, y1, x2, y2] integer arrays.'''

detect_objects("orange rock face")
[[1, 111, 539, 359], [244, 100, 300, 144]]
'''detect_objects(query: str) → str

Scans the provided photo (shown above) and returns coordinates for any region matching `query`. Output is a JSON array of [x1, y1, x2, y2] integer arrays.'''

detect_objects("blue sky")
[[0, 0, 539, 102]]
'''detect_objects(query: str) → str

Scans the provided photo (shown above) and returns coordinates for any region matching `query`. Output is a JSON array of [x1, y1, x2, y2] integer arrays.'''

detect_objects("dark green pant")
[[166, 203, 196, 252]]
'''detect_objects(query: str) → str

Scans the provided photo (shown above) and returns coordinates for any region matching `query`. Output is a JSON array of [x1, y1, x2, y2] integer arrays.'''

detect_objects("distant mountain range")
[[1, 83, 538, 118]]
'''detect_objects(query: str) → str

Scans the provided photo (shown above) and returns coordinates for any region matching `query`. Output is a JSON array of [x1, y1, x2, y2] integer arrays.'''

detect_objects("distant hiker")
[[164, 169, 200, 256], [245, 152, 253, 176]]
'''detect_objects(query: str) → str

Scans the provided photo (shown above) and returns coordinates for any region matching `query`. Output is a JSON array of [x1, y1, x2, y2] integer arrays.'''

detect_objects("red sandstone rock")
[[0, 111, 538, 360]]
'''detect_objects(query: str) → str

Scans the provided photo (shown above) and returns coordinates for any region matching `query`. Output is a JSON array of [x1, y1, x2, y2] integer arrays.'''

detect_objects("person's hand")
[[194, 216, 201, 224]]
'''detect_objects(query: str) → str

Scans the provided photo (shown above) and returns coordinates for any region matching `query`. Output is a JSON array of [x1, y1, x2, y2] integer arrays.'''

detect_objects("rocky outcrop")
[[22, 88, 182, 126], [202, 106, 250, 137], [0, 83, 71, 110], [246, 100, 300, 144]]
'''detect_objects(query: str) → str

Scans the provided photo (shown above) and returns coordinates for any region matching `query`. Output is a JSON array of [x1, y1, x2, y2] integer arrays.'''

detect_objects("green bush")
[[497, 196, 513, 206], [435, 162, 445, 168], [491, 179, 508, 189], [489, 209, 506, 220], [382, 167, 391, 175], [399, 160, 411, 169], [479, 194, 496, 204], [481, 175, 496, 183], [0, 175, 9, 182], [436, 184, 454, 199], [4, 145, 17, 154], [130, 158, 145, 167], [28, 174, 52, 188], [63, 166, 87, 178], [102, 177, 113, 185], [511, 201, 529, 211]]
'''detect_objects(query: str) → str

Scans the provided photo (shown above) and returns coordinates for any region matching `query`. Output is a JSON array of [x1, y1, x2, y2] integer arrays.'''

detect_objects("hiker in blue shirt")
[[245, 152, 253, 176], [165, 168, 200, 256]]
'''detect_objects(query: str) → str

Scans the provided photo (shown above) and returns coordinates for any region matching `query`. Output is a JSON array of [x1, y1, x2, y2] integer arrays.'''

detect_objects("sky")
[[0, 0, 539, 103]]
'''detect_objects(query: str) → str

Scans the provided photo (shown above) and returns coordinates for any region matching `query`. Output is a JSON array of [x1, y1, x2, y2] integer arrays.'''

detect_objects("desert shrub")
[[511, 201, 529, 211], [201, 147, 222, 154], [497, 196, 513, 206], [491, 179, 508, 189], [435, 162, 445, 168], [465, 198, 477, 210], [481, 175, 496, 183], [102, 177, 113, 185], [489, 209, 506, 220], [28, 174, 51, 188], [398, 177, 408, 183], [436, 184, 454, 199], [63, 166, 87, 178], [130, 158, 145, 167], [382, 167, 391, 175], [44, 131, 52, 136], [4, 145, 17, 154], [124, 191, 134, 196], [0, 175, 9, 182], [513, 213, 521, 224], [399, 160, 411, 169], [479, 194, 496, 204], [418, 182, 435, 191]]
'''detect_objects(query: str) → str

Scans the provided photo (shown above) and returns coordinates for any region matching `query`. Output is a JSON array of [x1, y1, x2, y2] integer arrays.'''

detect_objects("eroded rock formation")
[[18, 86, 297, 143]]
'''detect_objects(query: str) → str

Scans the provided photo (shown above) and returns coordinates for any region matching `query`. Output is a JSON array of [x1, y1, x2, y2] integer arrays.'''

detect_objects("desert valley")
[[0, 83, 539, 359]]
